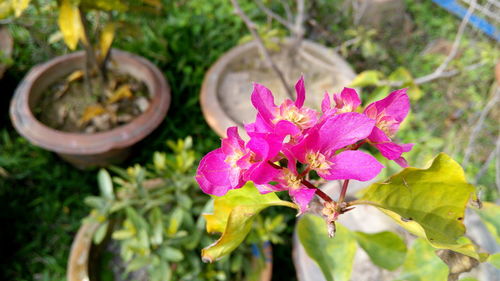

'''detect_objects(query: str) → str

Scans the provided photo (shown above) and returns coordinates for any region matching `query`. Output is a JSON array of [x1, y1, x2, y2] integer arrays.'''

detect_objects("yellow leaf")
[[13, 0, 30, 17], [58, 0, 85, 50], [99, 22, 115, 62], [67, 70, 84, 83], [107, 84, 132, 104], [80, 104, 106, 124]]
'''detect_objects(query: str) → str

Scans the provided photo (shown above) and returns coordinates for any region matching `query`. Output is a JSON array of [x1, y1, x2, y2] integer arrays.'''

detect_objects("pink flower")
[[321, 87, 361, 116], [246, 77, 318, 139], [256, 153, 316, 213], [290, 112, 383, 181], [196, 127, 282, 196], [363, 89, 413, 167], [196, 127, 250, 196]]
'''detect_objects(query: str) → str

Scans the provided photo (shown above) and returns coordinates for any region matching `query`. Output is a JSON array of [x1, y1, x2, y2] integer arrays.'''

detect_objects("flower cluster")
[[196, 77, 412, 213]]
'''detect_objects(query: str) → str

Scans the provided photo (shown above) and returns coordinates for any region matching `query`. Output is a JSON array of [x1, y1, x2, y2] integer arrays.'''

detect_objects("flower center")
[[224, 149, 245, 168], [283, 168, 302, 190], [275, 105, 317, 130], [306, 151, 332, 172]]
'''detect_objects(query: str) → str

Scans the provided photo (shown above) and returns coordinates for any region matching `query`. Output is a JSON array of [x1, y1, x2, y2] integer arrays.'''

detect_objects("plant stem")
[[231, 0, 292, 97], [267, 160, 283, 170], [79, 9, 106, 93], [301, 179, 333, 203], [338, 179, 349, 203]]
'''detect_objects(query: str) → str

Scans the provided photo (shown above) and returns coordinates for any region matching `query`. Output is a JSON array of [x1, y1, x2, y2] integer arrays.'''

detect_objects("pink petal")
[[196, 149, 244, 196], [251, 83, 277, 123], [367, 89, 410, 122], [294, 76, 306, 108], [394, 157, 409, 168], [319, 113, 375, 152], [245, 162, 280, 185], [221, 127, 245, 155], [368, 128, 413, 160], [289, 187, 316, 213], [289, 128, 321, 164], [255, 183, 286, 194], [319, 150, 383, 181], [321, 92, 331, 113], [335, 88, 361, 110]]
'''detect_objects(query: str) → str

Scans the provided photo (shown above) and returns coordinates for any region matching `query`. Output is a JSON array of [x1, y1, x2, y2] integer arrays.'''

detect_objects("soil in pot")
[[35, 69, 150, 133]]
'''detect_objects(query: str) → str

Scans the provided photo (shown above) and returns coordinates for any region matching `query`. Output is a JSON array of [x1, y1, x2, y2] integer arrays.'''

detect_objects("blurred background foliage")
[[0, 0, 498, 280]]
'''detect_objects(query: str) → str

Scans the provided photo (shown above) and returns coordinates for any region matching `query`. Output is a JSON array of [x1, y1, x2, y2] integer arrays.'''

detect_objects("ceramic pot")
[[10, 49, 170, 169], [200, 39, 356, 138]]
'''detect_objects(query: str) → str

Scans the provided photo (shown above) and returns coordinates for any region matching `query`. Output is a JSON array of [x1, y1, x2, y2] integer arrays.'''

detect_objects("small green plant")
[[85, 137, 286, 280]]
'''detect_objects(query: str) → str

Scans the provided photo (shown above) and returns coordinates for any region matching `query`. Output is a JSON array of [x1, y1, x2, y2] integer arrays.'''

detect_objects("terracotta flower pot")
[[67, 220, 274, 281], [200, 39, 356, 138], [9, 49, 170, 169]]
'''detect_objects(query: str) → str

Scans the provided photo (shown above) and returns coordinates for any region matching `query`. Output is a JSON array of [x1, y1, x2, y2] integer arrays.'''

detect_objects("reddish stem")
[[338, 179, 349, 203], [350, 140, 367, 150], [301, 179, 333, 203]]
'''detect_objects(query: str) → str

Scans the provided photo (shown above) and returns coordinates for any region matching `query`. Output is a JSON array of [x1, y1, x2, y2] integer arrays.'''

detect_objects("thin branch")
[[289, 0, 306, 54], [414, 62, 484, 85], [231, 0, 292, 97], [463, 87, 500, 167], [429, 0, 476, 78], [301, 179, 333, 203], [255, 0, 295, 31], [474, 136, 498, 184]]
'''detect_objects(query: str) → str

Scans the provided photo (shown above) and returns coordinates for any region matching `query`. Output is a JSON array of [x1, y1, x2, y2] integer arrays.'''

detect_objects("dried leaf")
[[107, 84, 132, 104], [67, 70, 84, 83], [80, 104, 106, 125]]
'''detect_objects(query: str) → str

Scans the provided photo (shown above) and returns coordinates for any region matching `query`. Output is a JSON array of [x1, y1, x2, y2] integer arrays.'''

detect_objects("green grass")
[[1, 0, 498, 280]]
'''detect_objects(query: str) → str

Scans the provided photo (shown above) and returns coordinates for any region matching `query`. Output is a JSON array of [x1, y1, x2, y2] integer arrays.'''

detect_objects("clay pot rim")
[[200, 39, 356, 138], [9, 49, 170, 155]]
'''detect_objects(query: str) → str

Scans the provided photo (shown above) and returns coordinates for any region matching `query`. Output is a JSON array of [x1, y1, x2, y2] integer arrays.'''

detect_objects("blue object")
[[432, 0, 500, 41]]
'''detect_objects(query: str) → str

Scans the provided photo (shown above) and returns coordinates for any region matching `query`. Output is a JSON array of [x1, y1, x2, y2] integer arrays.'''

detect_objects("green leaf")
[[297, 214, 356, 281], [93, 221, 108, 245], [98, 169, 114, 200], [395, 238, 449, 281], [474, 202, 500, 245], [160, 246, 184, 262], [58, 0, 85, 50], [201, 182, 296, 262], [349, 70, 383, 87], [167, 207, 183, 236], [126, 256, 150, 273], [388, 67, 413, 84], [487, 253, 500, 269], [459, 278, 479, 281], [353, 231, 407, 270], [359, 153, 482, 260], [149, 207, 163, 246]]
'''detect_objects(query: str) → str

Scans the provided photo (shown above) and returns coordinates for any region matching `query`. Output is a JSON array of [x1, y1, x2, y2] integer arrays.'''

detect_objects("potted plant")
[[5, 0, 170, 168], [200, 0, 356, 139], [69, 137, 285, 281], [195, 77, 500, 280]]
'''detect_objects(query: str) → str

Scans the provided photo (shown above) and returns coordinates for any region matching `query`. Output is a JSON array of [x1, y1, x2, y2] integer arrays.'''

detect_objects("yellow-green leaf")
[[201, 182, 296, 262], [487, 253, 500, 269], [297, 214, 356, 281], [349, 70, 383, 87], [359, 153, 483, 260], [67, 70, 84, 83], [353, 231, 407, 270], [395, 238, 449, 281], [58, 0, 85, 50], [99, 22, 115, 62]]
